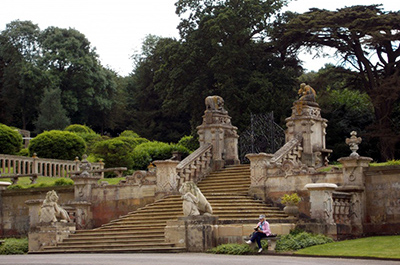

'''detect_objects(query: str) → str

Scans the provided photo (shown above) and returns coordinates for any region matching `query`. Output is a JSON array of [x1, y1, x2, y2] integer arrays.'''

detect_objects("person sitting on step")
[[245, 214, 273, 253]]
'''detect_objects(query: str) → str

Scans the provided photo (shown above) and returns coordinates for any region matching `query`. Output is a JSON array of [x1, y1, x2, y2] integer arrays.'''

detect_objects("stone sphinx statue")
[[205, 95, 226, 112], [179, 181, 213, 216], [298, 83, 316, 102], [40, 190, 71, 223]]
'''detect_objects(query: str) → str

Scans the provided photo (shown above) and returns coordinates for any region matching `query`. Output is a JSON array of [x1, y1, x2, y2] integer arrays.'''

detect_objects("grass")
[[2, 176, 126, 189], [295, 236, 400, 259]]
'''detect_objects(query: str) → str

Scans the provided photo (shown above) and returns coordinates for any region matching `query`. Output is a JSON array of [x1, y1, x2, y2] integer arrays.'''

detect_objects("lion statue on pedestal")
[[179, 181, 213, 216], [40, 190, 71, 223], [298, 83, 316, 102]]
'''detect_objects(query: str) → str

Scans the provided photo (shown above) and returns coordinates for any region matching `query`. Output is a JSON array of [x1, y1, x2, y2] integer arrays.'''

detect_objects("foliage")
[[178, 135, 199, 152], [91, 136, 149, 169], [28, 130, 86, 160], [207, 243, 255, 255], [34, 87, 70, 133], [0, 123, 23, 154], [280, 5, 400, 160], [119, 130, 140, 138], [17, 148, 29, 156], [64, 124, 95, 134], [0, 238, 28, 255], [296, 236, 400, 259], [131, 141, 190, 170], [5, 176, 75, 189], [275, 230, 334, 252], [281, 193, 301, 205], [53, 178, 74, 186]]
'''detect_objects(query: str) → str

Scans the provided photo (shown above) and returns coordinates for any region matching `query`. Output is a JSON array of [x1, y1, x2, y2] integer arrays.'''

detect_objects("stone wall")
[[0, 183, 156, 237], [364, 166, 400, 235]]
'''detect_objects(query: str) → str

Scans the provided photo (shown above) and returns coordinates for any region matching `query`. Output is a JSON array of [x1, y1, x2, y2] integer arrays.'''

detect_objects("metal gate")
[[239, 112, 285, 163]]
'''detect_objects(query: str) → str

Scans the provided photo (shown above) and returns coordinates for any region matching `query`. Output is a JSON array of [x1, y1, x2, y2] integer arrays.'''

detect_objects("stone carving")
[[345, 131, 362, 157], [205, 95, 226, 112], [179, 181, 213, 216], [40, 190, 71, 223], [298, 83, 316, 102]]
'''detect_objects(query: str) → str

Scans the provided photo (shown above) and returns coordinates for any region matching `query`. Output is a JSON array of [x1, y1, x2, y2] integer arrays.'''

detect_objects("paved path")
[[0, 253, 398, 265]]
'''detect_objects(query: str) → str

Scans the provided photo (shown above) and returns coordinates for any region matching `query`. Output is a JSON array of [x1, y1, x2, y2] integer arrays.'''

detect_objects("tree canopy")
[[279, 5, 400, 160]]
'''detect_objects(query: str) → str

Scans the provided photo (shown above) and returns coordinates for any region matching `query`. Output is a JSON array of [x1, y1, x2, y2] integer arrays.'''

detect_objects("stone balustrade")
[[176, 143, 213, 184], [332, 192, 352, 225], [0, 154, 104, 179]]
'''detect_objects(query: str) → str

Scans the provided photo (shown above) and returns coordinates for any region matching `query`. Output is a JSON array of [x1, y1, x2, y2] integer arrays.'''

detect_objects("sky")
[[1, 0, 399, 76]]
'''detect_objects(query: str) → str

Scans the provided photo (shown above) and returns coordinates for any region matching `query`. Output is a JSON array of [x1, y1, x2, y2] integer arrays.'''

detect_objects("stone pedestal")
[[285, 101, 331, 167], [305, 183, 337, 223], [28, 222, 76, 252], [246, 153, 273, 200], [197, 99, 239, 170], [165, 215, 219, 252], [153, 160, 180, 198], [338, 156, 372, 188], [25, 199, 44, 229]]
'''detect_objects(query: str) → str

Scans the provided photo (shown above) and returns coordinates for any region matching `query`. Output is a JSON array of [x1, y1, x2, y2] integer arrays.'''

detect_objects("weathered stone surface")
[[28, 222, 75, 252]]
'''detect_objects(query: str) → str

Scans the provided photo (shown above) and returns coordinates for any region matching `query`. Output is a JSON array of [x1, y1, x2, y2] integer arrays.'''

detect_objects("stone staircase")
[[34, 164, 288, 253]]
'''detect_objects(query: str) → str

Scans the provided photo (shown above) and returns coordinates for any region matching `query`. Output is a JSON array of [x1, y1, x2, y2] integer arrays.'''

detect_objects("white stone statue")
[[179, 181, 213, 216], [40, 190, 71, 223], [205, 95, 226, 112]]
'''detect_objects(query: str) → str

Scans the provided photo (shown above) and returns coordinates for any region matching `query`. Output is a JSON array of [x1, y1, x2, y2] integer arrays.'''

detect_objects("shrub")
[[178, 135, 199, 151], [17, 148, 29, 157], [0, 124, 22, 155], [0, 238, 28, 255], [132, 141, 190, 170], [281, 193, 301, 206], [92, 137, 148, 170], [54, 178, 74, 186], [119, 130, 140, 138], [28, 130, 86, 160], [207, 243, 254, 255], [64, 124, 95, 134], [275, 230, 334, 252]]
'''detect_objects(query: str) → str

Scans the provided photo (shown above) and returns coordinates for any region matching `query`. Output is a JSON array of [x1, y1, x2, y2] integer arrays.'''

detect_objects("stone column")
[[25, 199, 43, 229], [153, 160, 180, 198], [165, 215, 219, 252]]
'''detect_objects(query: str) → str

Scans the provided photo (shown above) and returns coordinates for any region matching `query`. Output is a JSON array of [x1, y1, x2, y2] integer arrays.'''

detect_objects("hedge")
[[0, 124, 22, 155], [28, 130, 86, 160]]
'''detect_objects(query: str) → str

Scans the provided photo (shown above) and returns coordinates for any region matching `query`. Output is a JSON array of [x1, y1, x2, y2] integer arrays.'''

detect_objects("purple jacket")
[[256, 221, 271, 236]]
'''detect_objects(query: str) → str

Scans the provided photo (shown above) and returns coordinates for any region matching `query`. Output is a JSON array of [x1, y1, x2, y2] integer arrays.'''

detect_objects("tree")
[[0, 20, 47, 130], [34, 87, 70, 132], [280, 5, 400, 160]]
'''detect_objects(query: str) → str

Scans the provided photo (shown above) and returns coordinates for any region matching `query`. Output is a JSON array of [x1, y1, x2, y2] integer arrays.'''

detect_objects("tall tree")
[[0, 20, 47, 130], [279, 5, 400, 160], [34, 87, 70, 132]]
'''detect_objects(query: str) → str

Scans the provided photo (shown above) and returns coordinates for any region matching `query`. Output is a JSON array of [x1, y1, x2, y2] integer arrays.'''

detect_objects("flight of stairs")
[[34, 164, 288, 253]]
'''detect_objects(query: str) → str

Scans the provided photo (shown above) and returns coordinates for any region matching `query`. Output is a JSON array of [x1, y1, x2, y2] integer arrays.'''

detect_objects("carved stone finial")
[[345, 131, 362, 157], [205, 95, 226, 113], [78, 155, 91, 177]]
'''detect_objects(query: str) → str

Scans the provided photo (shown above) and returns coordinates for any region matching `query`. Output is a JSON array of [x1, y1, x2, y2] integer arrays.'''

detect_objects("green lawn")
[[295, 236, 400, 259]]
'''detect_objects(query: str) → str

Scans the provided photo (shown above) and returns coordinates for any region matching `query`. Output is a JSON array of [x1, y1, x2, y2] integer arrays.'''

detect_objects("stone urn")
[[281, 193, 301, 217], [283, 205, 299, 217]]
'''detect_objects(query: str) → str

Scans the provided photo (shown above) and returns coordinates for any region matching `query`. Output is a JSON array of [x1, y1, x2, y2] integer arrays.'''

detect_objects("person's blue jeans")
[[250, 232, 267, 248]]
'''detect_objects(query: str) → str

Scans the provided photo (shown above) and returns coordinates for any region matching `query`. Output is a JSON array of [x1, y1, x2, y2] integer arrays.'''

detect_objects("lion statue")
[[40, 190, 71, 223], [205, 95, 225, 112], [179, 181, 213, 216], [298, 83, 316, 102]]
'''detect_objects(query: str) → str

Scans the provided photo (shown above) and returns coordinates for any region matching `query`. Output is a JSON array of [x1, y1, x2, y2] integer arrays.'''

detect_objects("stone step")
[[35, 246, 186, 254]]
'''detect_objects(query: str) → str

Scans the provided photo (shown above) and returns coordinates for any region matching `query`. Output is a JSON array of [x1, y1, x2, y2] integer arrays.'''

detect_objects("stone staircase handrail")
[[176, 143, 213, 183], [270, 133, 303, 165]]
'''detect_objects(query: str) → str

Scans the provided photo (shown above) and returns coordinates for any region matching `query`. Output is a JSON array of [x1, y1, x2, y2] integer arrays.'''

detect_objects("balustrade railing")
[[0, 154, 103, 178], [270, 133, 303, 166], [333, 192, 352, 224], [176, 144, 212, 184]]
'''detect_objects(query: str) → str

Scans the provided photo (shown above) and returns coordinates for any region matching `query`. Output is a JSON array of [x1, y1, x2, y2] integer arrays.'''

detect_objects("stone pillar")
[[25, 199, 43, 229], [154, 160, 180, 198], [197, 96, 239, 170], [245, 153, 273, 200], [165, 215, 219, 252], [28, 222, 76, 252], [285, 100, 332, 167]]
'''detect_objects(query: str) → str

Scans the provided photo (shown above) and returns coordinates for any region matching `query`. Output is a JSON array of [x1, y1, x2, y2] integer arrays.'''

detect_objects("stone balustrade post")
[[153, 160, 180, 199], [245, 153, 273, 201]]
